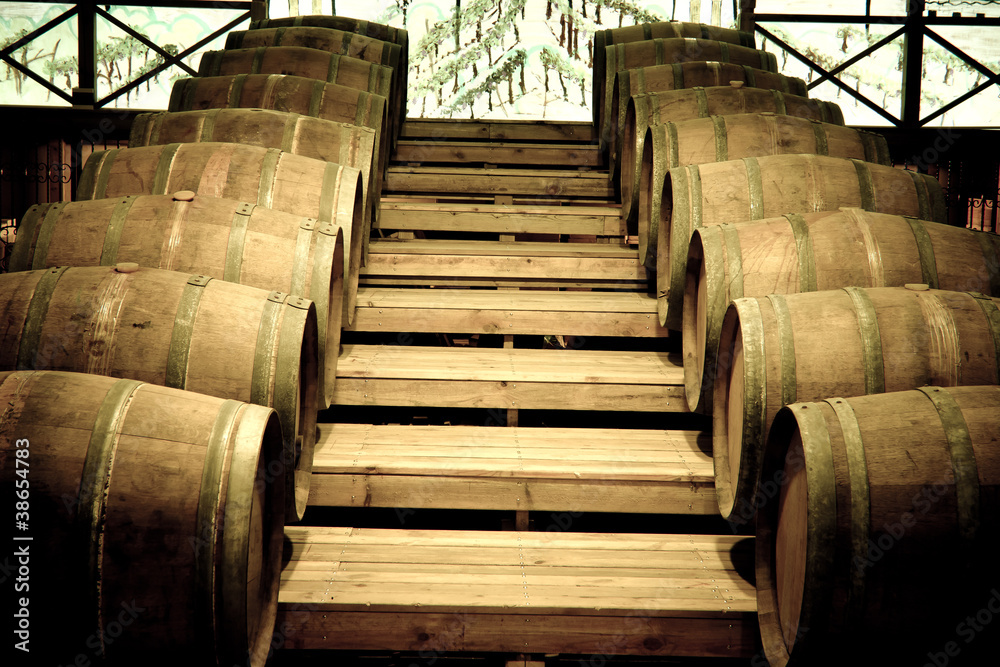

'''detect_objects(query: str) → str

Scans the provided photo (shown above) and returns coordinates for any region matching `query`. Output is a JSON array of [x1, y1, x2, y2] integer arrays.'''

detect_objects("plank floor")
[[334, 345, 687, 411], [277, 527, 757, 657], [361, 239, 646, 289], [347, 287, 668, 337], [384, 166, 615, 198], [309, 424, 714, 513], [399, 119, 598, 143], [376, 200, 624, 237]]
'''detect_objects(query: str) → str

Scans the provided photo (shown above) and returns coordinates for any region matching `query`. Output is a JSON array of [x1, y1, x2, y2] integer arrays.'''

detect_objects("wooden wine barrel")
[[623, 84, 844, 177], [8, 192, 346, 409], [597, 38, 779, 149], [625, 116, 891, 267], [168, 74, 389, 180], [0, 370, 284, 666], [197, 46, 399, 143], [0, 265, 320, 522], [609, 63, 809, 180], [713, 286, 1000, 524], [130, 108, 381, 238], [250, 15, 409, 51], [655, 154, 947, 330], [198, 46, 393, 98], [225, 26, 406, 138], [683, 209, 1000, 415], [76, 142, 366, 319], [757, 386, 1000, 666], [593, 20, 756, 125]]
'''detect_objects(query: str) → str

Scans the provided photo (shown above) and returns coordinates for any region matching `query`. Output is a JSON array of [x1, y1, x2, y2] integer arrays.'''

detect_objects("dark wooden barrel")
[[713, 286, 1000, 524], [0, 369, 284, 666], [655, 154, 947, 330], [129, 108, 381, 244], [8, 192, 347, 408], [250, 15, 408, 50], [0, 265, 320, 522], [609, 63, 809, 180], [225, 26, 406, 138], [593, 20, 756, 125], [683, 209, 1000, 415], [757, 386, 1000, 665], [76, 142, 366, 309], [598, 38, 778, 149], [625, 116, 891, 268], [168, 74, 389, 178]]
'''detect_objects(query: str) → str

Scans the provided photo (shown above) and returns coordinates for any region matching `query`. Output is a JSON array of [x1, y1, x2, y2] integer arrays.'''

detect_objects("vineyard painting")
[[1, 0, 996, 125]]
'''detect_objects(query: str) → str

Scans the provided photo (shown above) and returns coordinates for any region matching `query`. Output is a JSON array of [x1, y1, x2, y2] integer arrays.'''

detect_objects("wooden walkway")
[[277, 527, 757, 657], [309, 424, 715, 513]]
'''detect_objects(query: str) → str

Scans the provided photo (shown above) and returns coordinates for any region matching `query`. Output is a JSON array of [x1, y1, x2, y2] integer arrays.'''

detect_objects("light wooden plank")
[[399, 119, 598, 143], [392, 141, 601, 167], [337, 346, 683, 385], [384, 166, 614, 198], [368, 239, 635, 257], [348, 288, 668, 337], [307, 475, 716, 514]]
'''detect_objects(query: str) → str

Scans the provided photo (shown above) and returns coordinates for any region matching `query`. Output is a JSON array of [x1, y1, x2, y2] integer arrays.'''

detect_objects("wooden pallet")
[[347, 287, 668, 337], [309, 424, 714, 513], [384, 166, 615, 198], [376, 201, 625, 237], [392, 140, 602, 167], [277, 527, 757, 657], [361, 239, 647, 289], [333, 345, 686, 411]]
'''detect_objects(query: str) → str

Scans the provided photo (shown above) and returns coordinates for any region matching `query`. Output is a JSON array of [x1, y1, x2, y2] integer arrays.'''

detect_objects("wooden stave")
[[625, 114, 891, 270], [9, 192, 346, 410], [167, 73, 390, 187], [0, 369, 285, 666], [609, 62, 810, 182], [75, 141, 365, 325], [129, 107, 381, 248], [592, 20, 756, 125], [682, 208, 1000, 416], [654, 153, 948, 331], [0, 265, 320, 523], [598, 38, 779, 151], [712, 286, 1000, 523], [756, 385, 1000, 665]]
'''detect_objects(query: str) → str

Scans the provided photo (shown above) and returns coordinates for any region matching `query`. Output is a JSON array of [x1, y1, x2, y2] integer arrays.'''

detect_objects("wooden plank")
[[368, 239, 635, 257], [347, 288, 669, 337], [399, 119, 598, 143], [308, 424, 713, 513], [336, 346, 682, 385], [276, 527, 757, 657], [377, 201, 624, 236], [384, 166, 614, 198], [392, 140, 601, 167]]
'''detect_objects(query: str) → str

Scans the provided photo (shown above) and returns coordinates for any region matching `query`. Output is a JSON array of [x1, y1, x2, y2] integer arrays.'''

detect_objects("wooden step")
[[309, 424, 714, 513], [277, 527, 757, 657], [376, 201, 625, 237], [392, 140, 602, 167], [400, 119, 598, 143], [347, 287, 668, 337], [361, 239, 647, 289], [334, 345, 686, 411], [384, 166, 614, 198]]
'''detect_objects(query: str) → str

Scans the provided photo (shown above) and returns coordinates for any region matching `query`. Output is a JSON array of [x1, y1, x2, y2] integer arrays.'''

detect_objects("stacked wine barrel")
[[1, 13, 406, 666], [596, 18, 1000, 666]]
